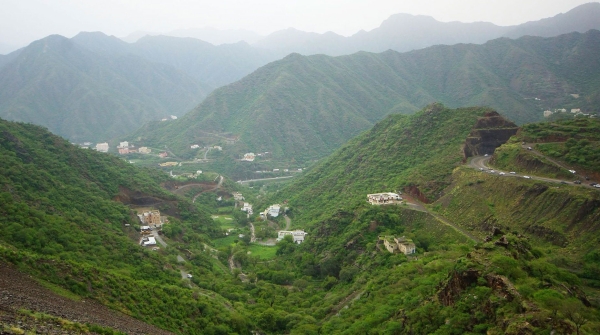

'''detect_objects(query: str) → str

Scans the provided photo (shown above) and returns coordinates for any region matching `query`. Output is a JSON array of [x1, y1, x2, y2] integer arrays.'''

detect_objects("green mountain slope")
[[133, 30, 600, 163], [276, 104, 490, 223], [0, 35, 210, 142], [0, 119, 247, 333], [3, 107, 600, 333], [253, 106, 600, 333], [72, 32, 277, 88]]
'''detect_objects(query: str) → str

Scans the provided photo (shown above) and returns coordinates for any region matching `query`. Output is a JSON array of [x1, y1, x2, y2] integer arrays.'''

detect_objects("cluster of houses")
[[137, 210, 167, 247], [378, 236, 416, 255], [544, 108, 595, 118], [367, 192, 402, 205], [81, 141, 151, 154]]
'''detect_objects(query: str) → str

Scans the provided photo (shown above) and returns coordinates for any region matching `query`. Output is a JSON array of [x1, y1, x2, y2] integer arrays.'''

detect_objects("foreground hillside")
[[133, 30, 600, 163], [0, 119, 248, 334]]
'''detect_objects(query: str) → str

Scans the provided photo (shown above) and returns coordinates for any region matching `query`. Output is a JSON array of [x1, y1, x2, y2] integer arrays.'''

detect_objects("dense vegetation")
[[0, 119, 247, 333], [2, 103, 600, 334], [132, 30, 600, 164], [274, 104, 490, 224]]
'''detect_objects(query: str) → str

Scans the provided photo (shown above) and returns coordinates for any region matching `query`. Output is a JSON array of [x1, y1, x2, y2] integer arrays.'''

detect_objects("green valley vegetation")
[[131, 30, 600, 166], [2, 103, 600, 334]]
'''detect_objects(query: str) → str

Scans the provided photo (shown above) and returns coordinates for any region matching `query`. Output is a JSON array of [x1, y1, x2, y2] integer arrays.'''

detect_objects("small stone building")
[[379, 235, 416, 255]]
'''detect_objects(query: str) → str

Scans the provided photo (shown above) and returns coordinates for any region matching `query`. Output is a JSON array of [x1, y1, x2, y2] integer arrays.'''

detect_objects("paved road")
[[284, 215, 291, 230], [469, 156, 599, 190], [237, 176, 294, 184], [150, 230, 168, 247]]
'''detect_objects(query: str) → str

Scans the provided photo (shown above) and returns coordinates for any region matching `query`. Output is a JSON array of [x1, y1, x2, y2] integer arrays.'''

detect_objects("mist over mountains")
[[254, 2, 600, 56], [0, 2, 599, 144], [0, 32, 278, 142], [118, 2, 600, 57]]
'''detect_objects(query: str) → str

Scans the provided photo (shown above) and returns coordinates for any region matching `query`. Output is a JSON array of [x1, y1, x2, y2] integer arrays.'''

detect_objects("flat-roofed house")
[[379, 235, 416, 255], [277, 230, 308, 244]]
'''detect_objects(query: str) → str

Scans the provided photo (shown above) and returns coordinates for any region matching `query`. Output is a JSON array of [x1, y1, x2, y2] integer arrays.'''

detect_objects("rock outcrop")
[[463, 111, 519, 158]]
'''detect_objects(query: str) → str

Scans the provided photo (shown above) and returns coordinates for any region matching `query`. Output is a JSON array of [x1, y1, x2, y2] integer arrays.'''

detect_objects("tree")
[[276, 235, 296, 255], [561, 299, 590, 335]]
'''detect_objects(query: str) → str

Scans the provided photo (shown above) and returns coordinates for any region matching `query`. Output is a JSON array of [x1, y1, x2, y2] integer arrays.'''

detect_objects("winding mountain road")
[[469, 156, 599, 190]]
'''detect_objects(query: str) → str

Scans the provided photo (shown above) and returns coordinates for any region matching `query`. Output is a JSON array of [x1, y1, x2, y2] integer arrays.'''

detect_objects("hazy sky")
[[0, 0, 596, 52]]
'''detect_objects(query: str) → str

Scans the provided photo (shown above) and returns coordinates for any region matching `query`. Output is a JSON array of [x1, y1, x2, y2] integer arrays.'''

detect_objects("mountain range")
[[0, 35, 211, 142], [132, 30, 600, 162], [71, 32, 276, 88], [0, 32, 281, 142], [254, 2, 600, 56], [1, 3, 600, 145]]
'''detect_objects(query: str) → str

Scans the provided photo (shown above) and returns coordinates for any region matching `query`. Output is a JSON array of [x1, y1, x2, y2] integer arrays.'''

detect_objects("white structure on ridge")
[[367, 192, 402, 205]]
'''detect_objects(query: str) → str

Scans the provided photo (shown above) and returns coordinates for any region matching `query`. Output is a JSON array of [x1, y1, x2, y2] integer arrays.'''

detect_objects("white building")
[[241, 203, 253, 214], [170, 115, 178, 120], [543, 110, 553, 118], [95, 142, 109, 152], [571, 109, 581, 114], [367, 192, 402, 205], [277, 230, 308, 244], [119, 141, 129, 148], [242, 153, 256, 161], [138, 147, 151, 154], [142, 236, 157, 246], [233, 192, 245, 201], [262, 204, 281, 218], [190, 144, 200, 149]]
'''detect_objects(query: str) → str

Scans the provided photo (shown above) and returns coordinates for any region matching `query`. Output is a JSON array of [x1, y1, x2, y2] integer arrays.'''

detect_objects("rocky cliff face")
[[463, 111, 519, 158]]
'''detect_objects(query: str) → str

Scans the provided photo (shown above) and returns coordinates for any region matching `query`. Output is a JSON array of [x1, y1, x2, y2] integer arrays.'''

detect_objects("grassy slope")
[[0, 119, 248, 334], [276, 104, 490, 225]]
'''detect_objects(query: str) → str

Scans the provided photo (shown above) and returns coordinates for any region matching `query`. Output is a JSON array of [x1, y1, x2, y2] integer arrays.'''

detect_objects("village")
[[134, 188, 414, 259]]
